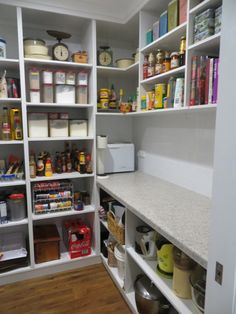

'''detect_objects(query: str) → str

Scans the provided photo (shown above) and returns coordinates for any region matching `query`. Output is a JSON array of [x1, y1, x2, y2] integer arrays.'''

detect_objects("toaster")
[[104, 143, 134, 173]]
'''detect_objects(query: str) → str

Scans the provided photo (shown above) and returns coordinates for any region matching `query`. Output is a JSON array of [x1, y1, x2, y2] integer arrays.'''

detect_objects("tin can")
[[154, 84, 166, 109], [100, 98, 109, 110], [141, 95, 147, 111], [99, 88, 109, 99]]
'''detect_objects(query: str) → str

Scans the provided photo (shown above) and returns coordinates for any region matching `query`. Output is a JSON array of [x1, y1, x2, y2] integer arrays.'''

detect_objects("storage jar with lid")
[[42, 70, 53, 84], [163, 51, 171, 72], [99, 88, 109, 99], [54, 71, 66, 84], [43, 84, 53, 103], [172, 246, 196, 299], [7, 193, 26, 221], [30, 90, 40, 103], [77, 86, 88, 104], [170, 52, 180, 69], [29, 68, 40, 90], [0, 38, 6, 59], [77, 72, 88, 86], [66, 72, 76, 85], [134, 274, 170, 314], [155, 49, 164, 75]]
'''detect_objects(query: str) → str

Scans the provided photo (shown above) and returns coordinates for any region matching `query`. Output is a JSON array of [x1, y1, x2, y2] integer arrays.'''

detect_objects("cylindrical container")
[[7, 194, 26, 221], [173, 247, 196, 299], [29, 68, 40, 90], [141, 95, 147, 111], [77, 72, 88, 86], [99, 88, 109, 99], [163, 51, 171, 72], [114, 244, 125, 280], [43, 84, 53, 103], [154, 84, 166, 109], [0, 38, 6, 59], [30, 89, 40, 103], [54, 71, 66, 84], [42, 70, 53, 84], [100, 98, 109, 110], [146, 91, 155, 110], [155, 49, 164, 75], [170, 52, 180, 69], [77, 85, 88, 104], [66, 72, 76, 85], [97, 135, 108, 149]]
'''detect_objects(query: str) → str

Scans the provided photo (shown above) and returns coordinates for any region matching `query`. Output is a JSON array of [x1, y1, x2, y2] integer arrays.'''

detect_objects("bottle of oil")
[[13, 111, 23, 140], [2, 107, 11, 141], [179, 36, 186, 66]]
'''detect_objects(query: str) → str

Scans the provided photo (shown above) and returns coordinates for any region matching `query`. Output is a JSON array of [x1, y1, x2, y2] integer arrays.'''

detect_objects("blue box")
[[159, 10, 168, 37]]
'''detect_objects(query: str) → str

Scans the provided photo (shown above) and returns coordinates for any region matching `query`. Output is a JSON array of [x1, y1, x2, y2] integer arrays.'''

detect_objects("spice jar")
[[155, 49, 164, 75], [147, 52, 155, 78], [179, 36, 186, 66], [170, 52, 180, 69], [163, 51, 171, 72]]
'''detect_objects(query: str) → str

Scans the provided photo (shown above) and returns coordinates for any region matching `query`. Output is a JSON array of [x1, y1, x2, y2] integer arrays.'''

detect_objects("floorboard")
[[0, 264, 132, 314]]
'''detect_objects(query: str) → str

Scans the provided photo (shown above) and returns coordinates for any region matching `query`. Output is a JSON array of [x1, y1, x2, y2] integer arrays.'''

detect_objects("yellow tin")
[[100, 98, 109, 110], [99, 88, 110, 99]]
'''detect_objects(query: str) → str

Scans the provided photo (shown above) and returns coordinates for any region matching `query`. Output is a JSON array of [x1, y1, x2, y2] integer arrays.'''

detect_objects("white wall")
[[133, 111, 216, 197]]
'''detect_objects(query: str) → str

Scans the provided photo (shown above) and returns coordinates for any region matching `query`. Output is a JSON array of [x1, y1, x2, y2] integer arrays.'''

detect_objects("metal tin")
[[99, 88, 109, 99], [100, 98, 109, 110]]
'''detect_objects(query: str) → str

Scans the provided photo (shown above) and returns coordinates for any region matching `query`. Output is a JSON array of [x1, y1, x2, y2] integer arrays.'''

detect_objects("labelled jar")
[[29, 68, 40, 89], [170, 52, 180, 69], [163, 51, 171, 72]]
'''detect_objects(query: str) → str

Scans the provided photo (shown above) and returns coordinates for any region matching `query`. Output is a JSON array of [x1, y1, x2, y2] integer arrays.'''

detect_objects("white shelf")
[[0, 266, 32, 278], [28, 136, 94, 142], [30, 172, 94, 182], [140, 66, 185, 85], [126, 291, 138, 314], [24, 58, 93, 69], [0, 219, 28, 229], [0, 140, 24, 145], [26, 102, 93, 108], [101, 254, 124, 289], [32, 205, 95, 220], [188, 33, 221, 52], [0, 180, 26, 187], [96, 112, 130, 116], [127, 247, 197, 314], [34, 249, 97, 269], [141, 22, 187, 54], [0, 58, 19, 70], [190, 0, 222, 15], [0, 98, 21, 103], [97, 62, 139, 75]]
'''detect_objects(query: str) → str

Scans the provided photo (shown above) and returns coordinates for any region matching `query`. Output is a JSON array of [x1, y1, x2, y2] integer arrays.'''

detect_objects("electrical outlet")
[[215, 261, 223, 285], [137, 150, 146, 159]]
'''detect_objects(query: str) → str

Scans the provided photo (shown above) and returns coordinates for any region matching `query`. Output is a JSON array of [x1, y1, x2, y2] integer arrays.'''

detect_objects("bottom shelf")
[[34, 249, 97, 269], [0, 265, 32, 278], [127, 247, 198, 314]]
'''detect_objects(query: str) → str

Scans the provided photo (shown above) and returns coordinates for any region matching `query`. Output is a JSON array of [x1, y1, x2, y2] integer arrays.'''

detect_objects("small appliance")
[[156, 237, 174, 278], [104, 143, 134, 173], [135, 225, 157, 260]]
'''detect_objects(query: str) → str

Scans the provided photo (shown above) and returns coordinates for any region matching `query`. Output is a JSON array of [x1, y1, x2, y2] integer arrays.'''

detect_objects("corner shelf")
[[28, 136, 94, 142], [140, 66, 185, 85], [127, 247, 197, 314], [0, 219, 28, 229], [97, 62, 139, 75], [26, 102, 93, 108], [140, 22, 187, 54], [32, 205, 95, 220], [24, 58, 93, 69], [30, 173, 94, 182]]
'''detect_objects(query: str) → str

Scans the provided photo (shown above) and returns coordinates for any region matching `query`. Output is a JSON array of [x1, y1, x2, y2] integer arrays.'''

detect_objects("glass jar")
[[163, 51, 171, 72], [155, 49, 164, 75], [170, 52, 180, 69], [147, 52, 155, 77], [179, 36, 186, 66]]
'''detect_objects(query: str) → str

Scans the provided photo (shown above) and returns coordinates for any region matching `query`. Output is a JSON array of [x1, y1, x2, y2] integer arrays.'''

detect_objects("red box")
[[63, 220, 91, 259]]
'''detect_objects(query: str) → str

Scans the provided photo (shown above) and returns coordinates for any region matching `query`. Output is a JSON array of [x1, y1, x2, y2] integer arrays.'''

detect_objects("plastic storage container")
[[7, 193, 26, 221], [43, 84, 53, 103], [54, 71, 66, 84], [66, 72, 76, 85], [69, 120, 88, 137], [29, 68, 40, 89], [77, 72, 88, 85], [42, 70, 53, 84], [28, 113, 48, 138], [77, 86, 88, 104], [114, 243, 125, 280], [30, 89, 40, 103], [55, 85, 75, 104], [49, 119, 69, 137]]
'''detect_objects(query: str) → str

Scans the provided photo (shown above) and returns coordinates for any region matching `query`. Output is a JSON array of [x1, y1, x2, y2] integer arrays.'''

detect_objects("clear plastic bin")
[[7, 193, 26, 221]]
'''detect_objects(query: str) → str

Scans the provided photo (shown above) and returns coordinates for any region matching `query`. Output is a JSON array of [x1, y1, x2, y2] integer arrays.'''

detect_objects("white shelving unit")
[[24, 58, 93, 69], [26, 102, 93, 108], [28, 136, 94, 142], [0, 219, 28, 228]]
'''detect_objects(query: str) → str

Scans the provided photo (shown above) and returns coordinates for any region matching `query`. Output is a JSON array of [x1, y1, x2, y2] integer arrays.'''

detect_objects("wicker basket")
[[107, 210, 125, 245], [107, 246, 117, 267]]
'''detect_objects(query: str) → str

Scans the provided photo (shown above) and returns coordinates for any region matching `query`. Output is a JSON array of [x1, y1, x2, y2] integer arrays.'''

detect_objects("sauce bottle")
[[155, 49, 164, 75], [45, 156, 53, 177], [79, 152, 86, 174], [66, 153, 72, 172], [86, 153, 93, 174], [2, 107, 11, 141], [29, 155, 36, 178], [14, 111, 23, 140], [179, 36, 186, 66], [143, 55, 149, 80], [147, 52, 155, 78], [37, 155, 44, 176]]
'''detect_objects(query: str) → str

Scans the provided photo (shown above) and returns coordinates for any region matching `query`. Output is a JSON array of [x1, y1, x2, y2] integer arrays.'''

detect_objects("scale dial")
[[53, 43, 69, 61], [98, 51, 112, 66]]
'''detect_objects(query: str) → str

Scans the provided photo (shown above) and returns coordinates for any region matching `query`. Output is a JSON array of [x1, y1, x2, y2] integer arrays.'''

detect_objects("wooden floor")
[[0, 264, 131, 314]]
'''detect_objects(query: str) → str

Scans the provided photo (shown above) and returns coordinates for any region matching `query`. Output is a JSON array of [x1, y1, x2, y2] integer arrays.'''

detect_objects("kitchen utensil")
[[156, 237, 174, 278], [116, 58, 134, 68], [172, 246, 196, 298], [189, 266, 206, 313], [47, 30, 71, 61], [134, 274, 170, 314], [135, 225, 157, 260]]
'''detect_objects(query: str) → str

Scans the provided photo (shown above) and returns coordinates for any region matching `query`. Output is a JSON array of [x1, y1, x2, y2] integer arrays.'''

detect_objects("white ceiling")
[[0, 0, 152, 23]]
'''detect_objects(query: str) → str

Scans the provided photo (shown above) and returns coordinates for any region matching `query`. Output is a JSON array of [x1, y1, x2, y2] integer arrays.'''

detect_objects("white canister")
[[77, 85, 88, 104], [69, 120, 88, 137], [77, 71, 88, 86], [55, 85, 75, 104], [30, 89, 40, 103], [49, 119, 69, 137], [54, 71, 66, 84], [66, 72, 76, 85], [29, 68, 40, 90], [97, 135, 108, 149], [28, 113, 48, 138], [0, 38, 6, 59], [42, 70, 53, 84]]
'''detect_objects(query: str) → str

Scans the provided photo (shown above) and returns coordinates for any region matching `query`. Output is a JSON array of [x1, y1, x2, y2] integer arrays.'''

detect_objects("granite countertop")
[[97, 171, 210, 268]]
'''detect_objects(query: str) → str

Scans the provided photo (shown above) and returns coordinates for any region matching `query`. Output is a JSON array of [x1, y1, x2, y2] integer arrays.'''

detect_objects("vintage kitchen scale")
[[97, 46, 113, 67], [47, 30, 71, 61]]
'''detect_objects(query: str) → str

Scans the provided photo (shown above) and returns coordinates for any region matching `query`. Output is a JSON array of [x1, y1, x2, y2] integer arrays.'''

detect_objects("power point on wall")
[[215, 261, 223, 285]]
